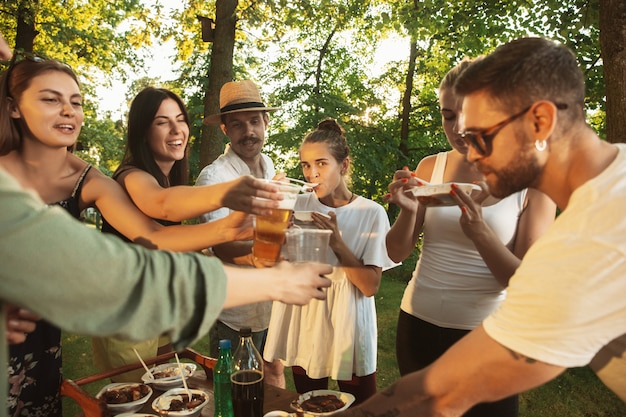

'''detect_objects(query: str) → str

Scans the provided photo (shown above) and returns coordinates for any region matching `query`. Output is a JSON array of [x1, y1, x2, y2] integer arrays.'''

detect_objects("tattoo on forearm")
[[507, 348, 537, 364]]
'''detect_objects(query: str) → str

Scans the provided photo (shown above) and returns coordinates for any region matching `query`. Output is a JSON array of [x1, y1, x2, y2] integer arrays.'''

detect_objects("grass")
[[61, 256, 626, 416]]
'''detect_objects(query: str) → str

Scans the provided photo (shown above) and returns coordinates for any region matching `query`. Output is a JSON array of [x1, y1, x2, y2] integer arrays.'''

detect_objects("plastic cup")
[[252, 180, 301, 265], [285, 228, 332, 263]]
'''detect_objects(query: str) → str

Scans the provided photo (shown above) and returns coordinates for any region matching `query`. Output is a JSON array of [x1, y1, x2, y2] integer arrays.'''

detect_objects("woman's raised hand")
[[221, 175, 282, 215], [383, 167, 427, 211], [221, 211, 254, 242]]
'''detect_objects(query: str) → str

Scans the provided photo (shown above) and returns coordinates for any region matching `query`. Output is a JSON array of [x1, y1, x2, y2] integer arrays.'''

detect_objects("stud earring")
[[535, 139, 547, 151]]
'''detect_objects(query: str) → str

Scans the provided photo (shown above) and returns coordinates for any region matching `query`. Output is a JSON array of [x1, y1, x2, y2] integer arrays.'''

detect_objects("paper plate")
[[405, 182, 481, 206], [291, 389, 355, 415], [96, 382, 152, 414], [141, 362, 196, 391]]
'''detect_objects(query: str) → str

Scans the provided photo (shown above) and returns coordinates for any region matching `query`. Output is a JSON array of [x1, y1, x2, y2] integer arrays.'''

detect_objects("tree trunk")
[[199, 0, 237, 169], [399, 40, 418, 163], [14, 0, 39, 52], [599, 0, 626, 144]]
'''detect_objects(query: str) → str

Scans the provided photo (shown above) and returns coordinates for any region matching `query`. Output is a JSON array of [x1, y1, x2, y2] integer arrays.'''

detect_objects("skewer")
[[285, 177, 318, 191], [132, 348, 154, 379], [175, 352, 192, 401]]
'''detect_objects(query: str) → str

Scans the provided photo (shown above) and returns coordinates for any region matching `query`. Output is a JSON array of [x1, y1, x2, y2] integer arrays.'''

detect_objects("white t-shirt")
[[195, 145, 276, 222], [263, 192, 398, 379], [484, 144, 626, 401], [195, 145, 276, 332]]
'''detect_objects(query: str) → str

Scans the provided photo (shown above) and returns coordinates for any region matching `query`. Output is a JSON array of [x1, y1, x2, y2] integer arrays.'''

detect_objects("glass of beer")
[[252, 180, 301, 265]]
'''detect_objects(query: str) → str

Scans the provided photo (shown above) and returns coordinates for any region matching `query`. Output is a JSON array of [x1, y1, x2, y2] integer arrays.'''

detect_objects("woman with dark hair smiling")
[[103, 86, 276, 227]]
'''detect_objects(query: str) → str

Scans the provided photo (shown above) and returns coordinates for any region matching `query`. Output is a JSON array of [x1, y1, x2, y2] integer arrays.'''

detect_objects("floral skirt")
[[8, 320, 62, 417]]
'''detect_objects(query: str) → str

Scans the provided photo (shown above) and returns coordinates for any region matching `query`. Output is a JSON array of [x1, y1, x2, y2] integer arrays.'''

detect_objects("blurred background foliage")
[[0, 0, 607, 196]]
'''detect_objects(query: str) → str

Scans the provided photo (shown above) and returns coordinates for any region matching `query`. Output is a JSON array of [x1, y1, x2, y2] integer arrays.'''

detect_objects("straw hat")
[[202, 80, 280, 125]]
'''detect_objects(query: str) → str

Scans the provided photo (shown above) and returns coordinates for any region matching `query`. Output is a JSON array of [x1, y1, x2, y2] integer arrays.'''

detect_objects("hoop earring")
[[535, 139, 547, 152]]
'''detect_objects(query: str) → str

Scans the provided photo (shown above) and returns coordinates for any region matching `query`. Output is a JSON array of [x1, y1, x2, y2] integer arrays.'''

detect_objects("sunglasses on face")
[[458, 105, 532, 157], [2, 50, 72, 98], [459, 102, 569, 157], [1, 50, 48, 69]]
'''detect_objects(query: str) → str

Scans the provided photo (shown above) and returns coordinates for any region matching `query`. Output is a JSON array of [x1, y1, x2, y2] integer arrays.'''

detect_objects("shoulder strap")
[[71, 164, 92, 198], [430, 152, 447, 184]]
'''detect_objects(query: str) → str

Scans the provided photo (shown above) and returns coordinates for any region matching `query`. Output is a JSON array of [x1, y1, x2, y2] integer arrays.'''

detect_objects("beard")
[[480, 136, 543, 198]]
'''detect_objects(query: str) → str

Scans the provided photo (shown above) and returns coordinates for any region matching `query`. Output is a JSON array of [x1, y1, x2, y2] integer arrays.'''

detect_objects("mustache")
[[237, 136, 261, 145]]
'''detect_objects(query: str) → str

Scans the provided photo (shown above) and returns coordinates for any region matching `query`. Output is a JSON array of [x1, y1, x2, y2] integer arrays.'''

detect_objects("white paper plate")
[[263, 411, 291, 417], [141, 362, 196, 391], [405, 182, 481, 206], [151, 388, 210, 417], [116, 414, 158, 417], [96, 382, 153, 414], [291, 389, 355, 415], [294, 211, 331, 222], [294, 211, 314, 222]]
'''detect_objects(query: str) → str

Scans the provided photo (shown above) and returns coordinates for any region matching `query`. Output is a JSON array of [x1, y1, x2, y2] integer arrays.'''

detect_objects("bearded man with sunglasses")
[[338, 37, 626, 416]]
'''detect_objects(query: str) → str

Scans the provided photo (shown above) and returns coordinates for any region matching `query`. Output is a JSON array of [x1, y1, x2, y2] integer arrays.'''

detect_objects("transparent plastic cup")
[[285, 228, 332, 263]]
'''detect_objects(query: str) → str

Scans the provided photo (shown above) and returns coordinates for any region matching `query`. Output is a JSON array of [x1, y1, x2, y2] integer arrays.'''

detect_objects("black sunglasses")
[[459, 106, 532, 156], [1, 50, 48, 69], [459, 103, 569, 156], [2, 50, 71, 98]]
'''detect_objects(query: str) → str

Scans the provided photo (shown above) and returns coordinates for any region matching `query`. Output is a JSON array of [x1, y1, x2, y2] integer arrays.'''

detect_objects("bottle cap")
[[219, 339, 231, 349], [239, 327, 252, 337]]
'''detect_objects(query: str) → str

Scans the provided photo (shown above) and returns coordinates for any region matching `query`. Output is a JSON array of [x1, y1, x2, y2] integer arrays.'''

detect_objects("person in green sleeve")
[[0, 165, 331, 417]]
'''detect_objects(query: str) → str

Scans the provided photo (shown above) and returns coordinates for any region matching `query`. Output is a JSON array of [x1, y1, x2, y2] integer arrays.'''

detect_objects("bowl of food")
[[291, 389, 355, 416], [263, 411, 291, 417], [96, 382, 153, 414], [141, 362, 197, 391], [405, 182, 481, 206], [151, 388, 210, 417]]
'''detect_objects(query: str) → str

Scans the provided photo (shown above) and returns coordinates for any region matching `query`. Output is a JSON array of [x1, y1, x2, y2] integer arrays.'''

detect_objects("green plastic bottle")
[[213, 339, 234, 417]]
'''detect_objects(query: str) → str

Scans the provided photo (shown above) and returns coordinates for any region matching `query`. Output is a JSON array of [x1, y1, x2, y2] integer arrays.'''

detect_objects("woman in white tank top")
[[384, 60, 557, 417]]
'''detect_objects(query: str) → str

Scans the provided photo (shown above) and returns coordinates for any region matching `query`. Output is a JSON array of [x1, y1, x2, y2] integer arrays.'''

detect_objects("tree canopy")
[[1, 0, 620, 199]]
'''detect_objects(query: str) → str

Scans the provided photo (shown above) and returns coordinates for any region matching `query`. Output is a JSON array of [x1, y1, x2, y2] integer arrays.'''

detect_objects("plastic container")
[[214, 339, 234, 417], [231, 327, 264, 417]]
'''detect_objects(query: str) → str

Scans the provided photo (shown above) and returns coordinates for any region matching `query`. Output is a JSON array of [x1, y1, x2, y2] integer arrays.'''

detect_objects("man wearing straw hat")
[[195, 79, 285, 386]]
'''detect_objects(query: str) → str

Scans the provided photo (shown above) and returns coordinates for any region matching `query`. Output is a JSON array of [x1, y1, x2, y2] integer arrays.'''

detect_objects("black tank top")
[[101, 166, 180, 241]]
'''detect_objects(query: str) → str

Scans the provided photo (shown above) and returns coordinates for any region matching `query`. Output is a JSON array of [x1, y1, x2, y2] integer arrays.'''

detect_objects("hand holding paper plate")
[[405, 182, 481, 207]]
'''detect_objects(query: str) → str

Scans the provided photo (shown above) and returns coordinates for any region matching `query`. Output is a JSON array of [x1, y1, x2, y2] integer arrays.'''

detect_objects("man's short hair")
[[455, 37, 586, 123]]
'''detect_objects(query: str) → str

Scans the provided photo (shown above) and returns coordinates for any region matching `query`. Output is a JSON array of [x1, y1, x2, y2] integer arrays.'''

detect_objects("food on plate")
[[152, 364, 190, 380], [102, 383, 151, 404], [152, 388, 210, 416], [141, 363, 197, 392], [300, 394, 346, 413], [164, 393, 205, 411]]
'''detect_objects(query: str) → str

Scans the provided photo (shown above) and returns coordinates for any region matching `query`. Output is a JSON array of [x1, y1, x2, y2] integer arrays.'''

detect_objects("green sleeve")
[[0, 167, 226, 350]]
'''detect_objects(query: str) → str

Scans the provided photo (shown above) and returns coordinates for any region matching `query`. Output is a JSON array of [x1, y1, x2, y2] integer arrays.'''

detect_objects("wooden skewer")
[[285, 177, 318, 191], [132, 348, 154, 379], [175, 352, 192, 401]]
